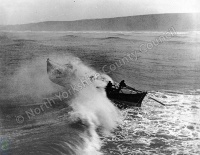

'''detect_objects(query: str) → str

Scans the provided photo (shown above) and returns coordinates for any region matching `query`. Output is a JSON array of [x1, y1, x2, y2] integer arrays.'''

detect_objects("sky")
[[0, 0, 199, 25]]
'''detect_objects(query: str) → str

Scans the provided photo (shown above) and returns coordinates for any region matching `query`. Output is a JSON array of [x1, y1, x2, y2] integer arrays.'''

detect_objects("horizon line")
[[1, 12, 199, 26]]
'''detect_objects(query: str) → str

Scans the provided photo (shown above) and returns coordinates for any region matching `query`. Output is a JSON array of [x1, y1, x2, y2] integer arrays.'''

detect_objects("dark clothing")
[[106, 81, 113, 93], [119, 80, 126, 88], [106, 80, 127, 94], [118, 80, 126, 92]]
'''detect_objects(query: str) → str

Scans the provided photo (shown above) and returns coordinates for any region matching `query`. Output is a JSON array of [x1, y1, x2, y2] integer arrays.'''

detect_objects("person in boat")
[[106, 81, 113, 94], [118, 80, 126, 92]]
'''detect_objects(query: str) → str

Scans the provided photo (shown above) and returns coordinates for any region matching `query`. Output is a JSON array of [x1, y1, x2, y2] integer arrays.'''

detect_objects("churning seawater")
[[0, 31, 200, 155], [102, 91, 200, 154]]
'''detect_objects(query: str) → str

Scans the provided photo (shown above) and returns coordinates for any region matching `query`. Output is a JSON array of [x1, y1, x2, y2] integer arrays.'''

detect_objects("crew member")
[[106, 81, 113, 93], [118, 80, 126, 91]]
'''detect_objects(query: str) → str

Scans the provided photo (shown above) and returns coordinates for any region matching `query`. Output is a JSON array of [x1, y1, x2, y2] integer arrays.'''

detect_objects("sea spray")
[[47, 55, 120, 132], [3, 55, 121, 155], [48, 55, 121, 154], [6, 57, 62, 100]]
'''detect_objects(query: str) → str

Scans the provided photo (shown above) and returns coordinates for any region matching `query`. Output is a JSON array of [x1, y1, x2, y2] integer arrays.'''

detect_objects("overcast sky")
[[0, 0, 199, 25]]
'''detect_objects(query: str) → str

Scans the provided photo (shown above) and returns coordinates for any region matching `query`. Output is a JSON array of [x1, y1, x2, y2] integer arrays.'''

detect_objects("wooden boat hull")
[[107, 92, 147, 109]]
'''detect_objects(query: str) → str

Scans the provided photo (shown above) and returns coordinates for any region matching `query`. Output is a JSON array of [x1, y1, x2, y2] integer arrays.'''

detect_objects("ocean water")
[[0, 31, 200, 155]]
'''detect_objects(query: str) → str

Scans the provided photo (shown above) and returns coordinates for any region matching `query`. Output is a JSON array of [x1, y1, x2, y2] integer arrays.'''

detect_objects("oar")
[[148, 96, 166, 106]]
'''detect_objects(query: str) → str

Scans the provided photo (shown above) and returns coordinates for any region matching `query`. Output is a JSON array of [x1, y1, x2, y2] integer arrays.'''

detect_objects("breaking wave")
[[1, 55, 121, 155]]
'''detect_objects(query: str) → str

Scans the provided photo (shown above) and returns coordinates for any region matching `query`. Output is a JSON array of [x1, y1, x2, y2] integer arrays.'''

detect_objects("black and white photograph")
[[0, 0, 200, 154]]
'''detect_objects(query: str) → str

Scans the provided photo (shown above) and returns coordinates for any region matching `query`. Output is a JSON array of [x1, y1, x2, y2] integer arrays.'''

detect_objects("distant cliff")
[[1, 13, 200, 31]]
